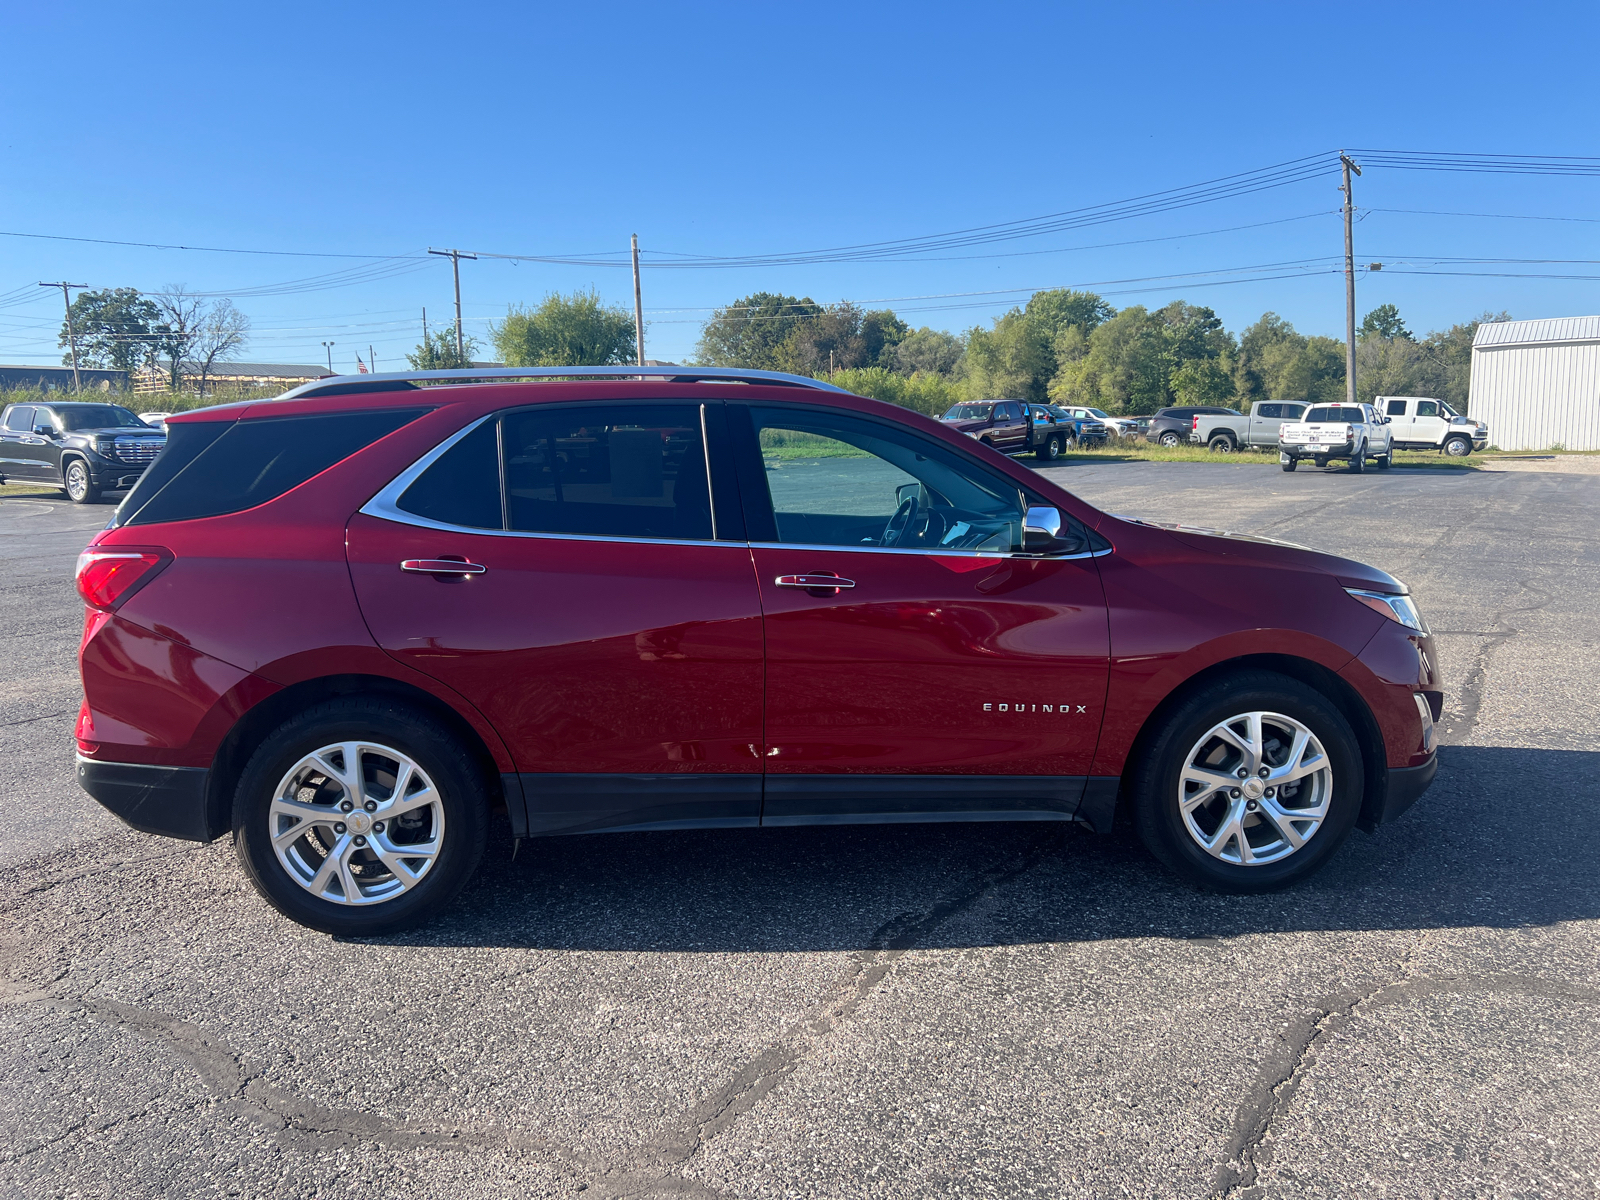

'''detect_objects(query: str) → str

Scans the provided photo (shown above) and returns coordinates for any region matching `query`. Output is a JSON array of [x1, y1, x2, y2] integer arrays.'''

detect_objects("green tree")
[[1170, 358, 1234, 405], [407, 328, 480, 370], [696, 293, 823, 369], [1359, 303, 1412, 340], [1232, 313, 1343, 406], [964, 308, 1054, 400], [1050, 305, 1169, 412], [491, 289, 635, 367], [892, 327, 966, 377], [1418, 311, 1509, 411], [61, 288, 162, 371], [822, 366, 962, 416], [1025, 289, 1113, 343]]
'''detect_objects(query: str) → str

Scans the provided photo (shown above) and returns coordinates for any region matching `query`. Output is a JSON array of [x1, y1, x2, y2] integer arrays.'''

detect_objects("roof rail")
[[274, 365, 850, 401]]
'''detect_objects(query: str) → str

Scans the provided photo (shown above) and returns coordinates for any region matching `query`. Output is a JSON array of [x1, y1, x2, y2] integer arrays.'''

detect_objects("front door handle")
[[401, 558, 487, 576], [775, 573, 855, 596]]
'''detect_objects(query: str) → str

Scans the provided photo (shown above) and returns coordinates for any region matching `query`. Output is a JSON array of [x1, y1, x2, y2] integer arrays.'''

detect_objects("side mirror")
[[1383, 416, 1392, 424], [1022, 506, 1077, 554], [34, 425, 54, 437]]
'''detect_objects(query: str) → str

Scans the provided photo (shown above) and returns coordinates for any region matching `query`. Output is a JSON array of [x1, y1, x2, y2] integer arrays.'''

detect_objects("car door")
[[732, 402, 1111, 825], [0, 406, 33, 480], [1384, 398, 1412, 443], [1412, 400, 1446, 446], [14, 406, 63, 482], [347, 400, 766, 835]]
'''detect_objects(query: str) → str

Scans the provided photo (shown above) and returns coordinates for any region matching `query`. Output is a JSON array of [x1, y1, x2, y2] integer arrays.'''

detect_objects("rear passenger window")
[[1259, 404, 1281, 419], [4, 406, 33, 432], [396, 419, 502, 529], [1387, 400, 1407, 416], [501, 405, 712, 541], [120, 408, 427, 527]]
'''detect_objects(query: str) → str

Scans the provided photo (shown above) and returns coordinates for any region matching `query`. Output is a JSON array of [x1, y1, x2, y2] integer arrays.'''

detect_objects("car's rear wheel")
[[64, 459, 101, 504], [1208, 435, 1235, 454], [1159, 431, 1182, 448], [232, 699, 489, 935], [1131, 672, 1362, 892], [1349, 442, 1366, 473], [1034, 434, 1064, 461], [1281, 456, 1298, 472]]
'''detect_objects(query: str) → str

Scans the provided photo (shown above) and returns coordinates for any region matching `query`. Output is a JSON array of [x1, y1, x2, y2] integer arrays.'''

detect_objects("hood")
[[1111, 515, 1406, 593], [939, 417, 990, 434], [73, 426, 166, 438]]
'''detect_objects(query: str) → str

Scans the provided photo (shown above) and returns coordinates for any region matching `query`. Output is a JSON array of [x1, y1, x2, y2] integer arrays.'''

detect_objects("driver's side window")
[[745, 407, 1022, 552]]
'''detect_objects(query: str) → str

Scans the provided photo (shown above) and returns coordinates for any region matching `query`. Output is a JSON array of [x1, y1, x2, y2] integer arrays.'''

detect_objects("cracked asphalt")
[[1, 460, 1597, 1199]]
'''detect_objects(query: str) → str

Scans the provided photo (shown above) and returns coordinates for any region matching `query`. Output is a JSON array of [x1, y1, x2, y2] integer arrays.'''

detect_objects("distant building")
[[1471, 317, 1600, 451], [133, 362, 334, 394], [0, 364, 129, 392]]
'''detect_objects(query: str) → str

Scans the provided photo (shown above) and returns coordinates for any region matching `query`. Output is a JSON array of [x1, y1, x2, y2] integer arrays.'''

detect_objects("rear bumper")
[[77, 756, 216, 842], [1281, 444, 1356, 458], [1365, 751, 1438, 830]]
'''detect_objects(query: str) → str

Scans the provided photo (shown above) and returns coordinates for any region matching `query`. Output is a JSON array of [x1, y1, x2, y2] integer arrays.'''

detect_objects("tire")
[[1376, 452, 1392, 470], [232, 698, 490, 936], [1281, 456, 1298, 472], [1443, 435, 1471, 458], [1208, 435, 1236, 454], [63, 458, 101, 504], [1131, 671, 1363, 893], [1034, 434, 1064, 462], [1159, 431, 1182, 448], [1349, 442, 1366, 473]]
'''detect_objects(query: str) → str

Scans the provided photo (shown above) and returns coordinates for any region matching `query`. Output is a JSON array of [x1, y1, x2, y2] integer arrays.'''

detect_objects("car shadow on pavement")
[[380, 744, 1598, 952]]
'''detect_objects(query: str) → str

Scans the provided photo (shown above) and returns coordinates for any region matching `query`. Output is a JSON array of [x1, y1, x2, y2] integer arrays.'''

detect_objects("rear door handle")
[[401, 558, 487, 575], [775, 573, 855, 595]]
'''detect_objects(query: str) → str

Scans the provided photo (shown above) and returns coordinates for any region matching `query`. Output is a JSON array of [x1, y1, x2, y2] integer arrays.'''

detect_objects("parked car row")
[[938, 400, 1111, 460]]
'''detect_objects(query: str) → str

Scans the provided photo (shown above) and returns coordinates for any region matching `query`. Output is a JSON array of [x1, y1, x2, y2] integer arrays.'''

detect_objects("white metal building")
[[1470, 316, 1600, 451]]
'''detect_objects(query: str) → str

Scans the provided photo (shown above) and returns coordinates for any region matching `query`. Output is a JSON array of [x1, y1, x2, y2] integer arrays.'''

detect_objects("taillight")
[[1191, 416, 1200, 429], [75, 547, 170, 612]]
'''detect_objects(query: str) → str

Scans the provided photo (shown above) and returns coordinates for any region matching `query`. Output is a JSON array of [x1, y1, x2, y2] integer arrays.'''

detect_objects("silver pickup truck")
[[1278, 402, 1393, 473], [1191, 401, 1308, 452]]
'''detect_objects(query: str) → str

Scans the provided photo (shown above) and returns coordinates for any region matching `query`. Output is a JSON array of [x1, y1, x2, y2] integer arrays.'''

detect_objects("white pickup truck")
[[1278, 402, 1393, 473], [1376, 396, 1489, 457]]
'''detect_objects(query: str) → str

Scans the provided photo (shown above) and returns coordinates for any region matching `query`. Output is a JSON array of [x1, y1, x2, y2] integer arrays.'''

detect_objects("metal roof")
[[1473, 316, 1600, 349]]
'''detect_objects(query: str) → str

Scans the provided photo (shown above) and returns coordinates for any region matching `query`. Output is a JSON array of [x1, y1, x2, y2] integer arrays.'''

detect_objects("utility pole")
[[369, 344, 375, 374], [428, 248, 477, 360], [322, 341, 335, 373], [630, 234, 646, 367], [1341, 153, 1362, 407], [422, 307, 428, 347], [40, 282, 87, 391]]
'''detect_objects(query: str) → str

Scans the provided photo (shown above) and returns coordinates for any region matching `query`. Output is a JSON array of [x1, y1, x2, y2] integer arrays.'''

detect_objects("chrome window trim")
[[747, 540, 1111, 562]]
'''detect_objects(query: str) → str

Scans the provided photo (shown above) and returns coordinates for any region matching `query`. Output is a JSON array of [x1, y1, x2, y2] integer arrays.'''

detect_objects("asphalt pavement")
[[1, 460, 1597, 1199]]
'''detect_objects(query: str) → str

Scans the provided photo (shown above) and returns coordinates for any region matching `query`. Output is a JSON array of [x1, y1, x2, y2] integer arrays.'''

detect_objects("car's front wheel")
[[1131, 672, 1362, 892], [1443, 435, 1472, 457], [232, 699, 489, 935], [63, 459, 101, 504]]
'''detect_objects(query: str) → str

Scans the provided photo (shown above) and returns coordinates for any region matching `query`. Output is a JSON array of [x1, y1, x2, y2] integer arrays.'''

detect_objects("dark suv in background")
[[1146, 405, 1240, 448], [0, 401, 166, 502]]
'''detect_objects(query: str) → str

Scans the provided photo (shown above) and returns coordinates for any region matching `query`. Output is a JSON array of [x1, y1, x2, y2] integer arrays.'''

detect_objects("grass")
[[1050, 441, 1483, 469]]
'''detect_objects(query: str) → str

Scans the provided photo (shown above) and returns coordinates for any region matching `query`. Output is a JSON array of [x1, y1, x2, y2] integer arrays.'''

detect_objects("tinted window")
[[996, 402, 1023, 421], [121, 408, 427, 527], [1282, 405, 1306, 419], [943, 403, 994, 420], [1416, 401, 1439, 417], [501, 404, 711, 541], [1258, 404, 1281, 419], [1305, 407, 1364, 423], [56, 405, 146, 430], [396, 419, 502, 529], [1387, 400, 1407, 416], [3, 407, 33, 432], [747, 407, 1022, 552]]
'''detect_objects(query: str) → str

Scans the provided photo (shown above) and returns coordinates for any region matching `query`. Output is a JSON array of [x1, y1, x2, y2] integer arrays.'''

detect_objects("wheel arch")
[[1109, 652, 1387, 834], [204, 673, 513, 841]]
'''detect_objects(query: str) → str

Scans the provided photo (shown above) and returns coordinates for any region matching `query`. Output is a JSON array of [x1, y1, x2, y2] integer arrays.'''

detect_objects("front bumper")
[[85, 450, 152, 490], [77, 756, 216, 842], [1362, 751, 1438, 831]]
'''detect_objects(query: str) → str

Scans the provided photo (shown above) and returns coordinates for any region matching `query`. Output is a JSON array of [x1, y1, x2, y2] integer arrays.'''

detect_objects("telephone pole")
[[428, 248, 477, 360], [630, 234, 646, 367], [40, 282, 87, 391], [1341, 153, 1362, 407], [322, 341, 335, 372]]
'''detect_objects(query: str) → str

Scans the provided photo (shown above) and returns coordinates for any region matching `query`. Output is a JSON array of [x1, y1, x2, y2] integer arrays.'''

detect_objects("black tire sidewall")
[[1132, 673, 1363, 892], [232, 700, 489, 935]]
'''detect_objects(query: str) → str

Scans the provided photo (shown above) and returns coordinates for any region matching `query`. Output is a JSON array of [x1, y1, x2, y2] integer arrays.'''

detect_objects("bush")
[[819, 367, 962, 417]]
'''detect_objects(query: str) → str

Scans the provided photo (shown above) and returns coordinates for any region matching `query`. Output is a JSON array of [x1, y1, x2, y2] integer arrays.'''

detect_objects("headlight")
[[1346, 587, 1426, 632]]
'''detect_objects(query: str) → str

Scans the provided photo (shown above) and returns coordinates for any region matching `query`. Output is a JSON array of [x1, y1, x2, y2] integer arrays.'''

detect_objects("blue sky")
[[2, 1, 1597, 372]]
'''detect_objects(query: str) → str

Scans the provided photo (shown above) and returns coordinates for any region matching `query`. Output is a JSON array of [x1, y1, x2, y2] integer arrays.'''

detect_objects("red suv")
[[74, 368, 1441, 935]]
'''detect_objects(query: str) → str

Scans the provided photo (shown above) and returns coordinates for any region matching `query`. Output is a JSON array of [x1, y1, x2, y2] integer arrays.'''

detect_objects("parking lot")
[[2, 459, 1597, 1199]]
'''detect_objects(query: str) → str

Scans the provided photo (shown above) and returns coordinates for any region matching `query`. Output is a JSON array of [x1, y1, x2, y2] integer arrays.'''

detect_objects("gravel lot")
[[2, 460, 1596, 1200]]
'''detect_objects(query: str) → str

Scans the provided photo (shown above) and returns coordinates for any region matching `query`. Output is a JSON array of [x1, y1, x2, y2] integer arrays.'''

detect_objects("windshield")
[[56, 405, 150, 431], [1440, 402, 1461, 417], [1304, 406, 1365, 424], [942, 403, 994, 420], [1085, 408, 1109, 419]]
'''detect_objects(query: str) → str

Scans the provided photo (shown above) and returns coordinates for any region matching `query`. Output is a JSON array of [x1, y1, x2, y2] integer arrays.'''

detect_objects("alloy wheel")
[[1177, 711, 1333, 865], [66, 461, 89, 501], [269, 741, 445, 905]]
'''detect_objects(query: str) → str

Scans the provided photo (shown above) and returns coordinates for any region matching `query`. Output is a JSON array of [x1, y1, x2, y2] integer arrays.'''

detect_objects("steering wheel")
[[880, 494, 921, 547]]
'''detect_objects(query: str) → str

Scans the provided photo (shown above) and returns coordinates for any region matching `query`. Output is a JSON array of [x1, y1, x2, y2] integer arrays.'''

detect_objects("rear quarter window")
[[117, 407, 428, 527]]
